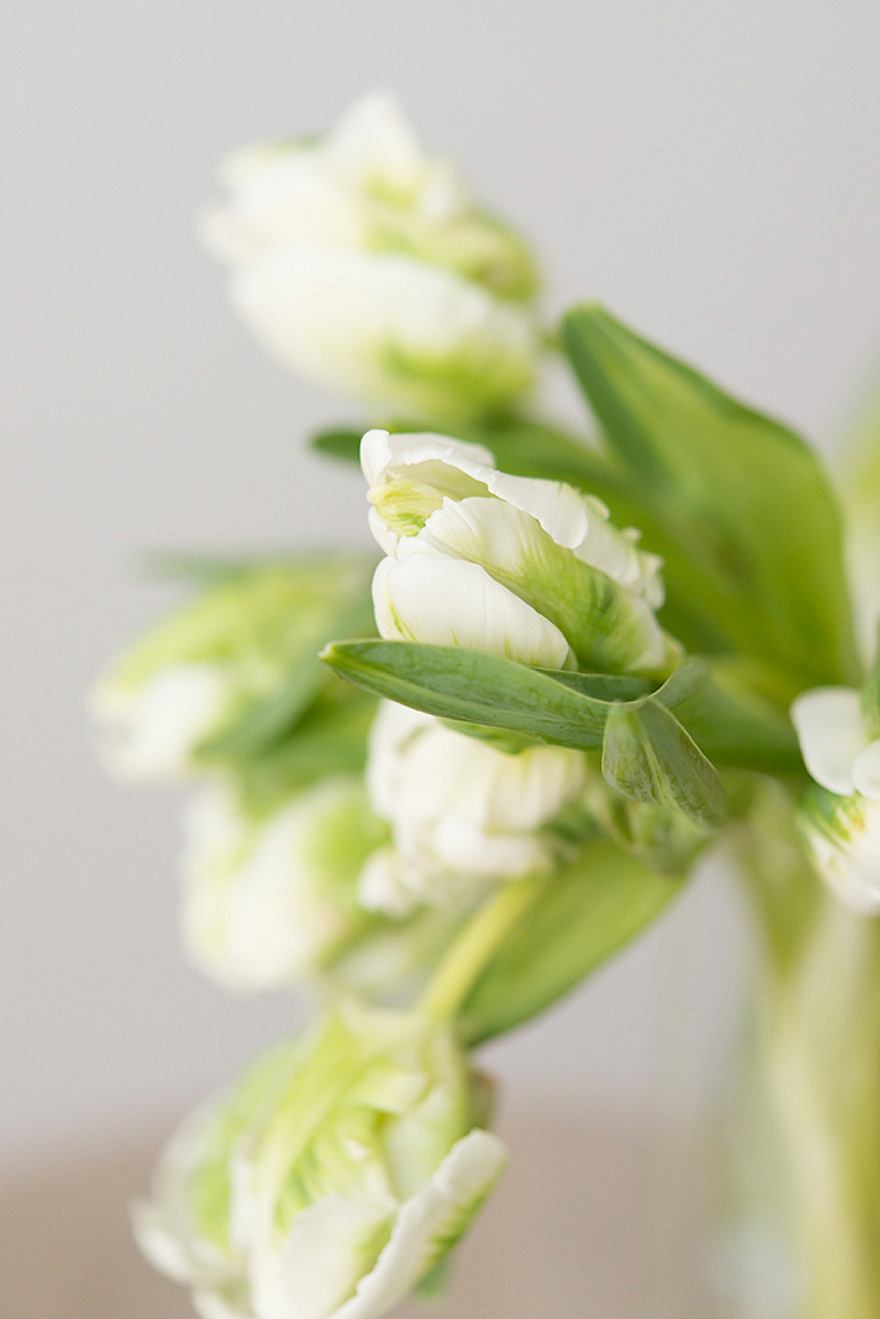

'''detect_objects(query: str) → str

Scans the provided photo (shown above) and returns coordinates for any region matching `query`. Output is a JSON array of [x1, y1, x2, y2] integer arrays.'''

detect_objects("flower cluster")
[[96, 90, 880, 1319]]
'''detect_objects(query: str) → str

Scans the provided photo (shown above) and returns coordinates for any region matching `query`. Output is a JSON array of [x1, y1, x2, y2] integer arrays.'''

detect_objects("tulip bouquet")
[[95, 93, 880, 1318]]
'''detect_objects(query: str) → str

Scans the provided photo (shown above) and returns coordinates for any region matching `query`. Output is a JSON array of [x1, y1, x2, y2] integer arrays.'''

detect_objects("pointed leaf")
[[460, 841, 684, 1044], [601, 699, 727, 828], [562, 304, 858, 688]]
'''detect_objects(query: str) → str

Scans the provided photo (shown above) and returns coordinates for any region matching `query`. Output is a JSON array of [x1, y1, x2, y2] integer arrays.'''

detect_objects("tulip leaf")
[[562, 304, 859, 689], [322, 641, 802, 774], [460, 840, 684, 1045], [601, 699, 727, 828], [310, 426, 363, 463], [322, 640, 614, 747]]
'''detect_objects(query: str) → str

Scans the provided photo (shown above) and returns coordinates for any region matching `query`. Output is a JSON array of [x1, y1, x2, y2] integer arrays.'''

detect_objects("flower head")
[[200, 92, 541, 422], [360, 700, 588, 914], [792, 684, 880, 910], [134, 1004, 505, 1319], [92, 560, 367, 781], [181, 778, 386, 992], [362, 429, 669, 675]]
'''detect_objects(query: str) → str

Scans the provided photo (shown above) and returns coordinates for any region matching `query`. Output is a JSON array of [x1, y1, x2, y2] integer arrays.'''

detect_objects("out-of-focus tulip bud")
[[359, 700, 589, 914], [134, 1003, 506, 1319], [199, 92, 541, 423]]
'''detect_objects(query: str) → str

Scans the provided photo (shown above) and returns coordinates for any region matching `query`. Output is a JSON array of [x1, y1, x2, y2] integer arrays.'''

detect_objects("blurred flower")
[[792, 685, 880, 911], [362, 428, 670, 674], [200, 91, 541, 422], [360, 700, 589, 915], [92, 559, 369, 781], [134, 1004, 506, 1319], [180, 778, 386, 992]]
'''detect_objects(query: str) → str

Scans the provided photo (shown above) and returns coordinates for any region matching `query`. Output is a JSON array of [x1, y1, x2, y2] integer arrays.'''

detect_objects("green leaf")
[[322, 641, 801, 772], [562, 304, 859, 689], [321, 641, 615, 750], [460, 841, 684, 1044], [310, 426, 363, 463], [601, 699, 727, 828]]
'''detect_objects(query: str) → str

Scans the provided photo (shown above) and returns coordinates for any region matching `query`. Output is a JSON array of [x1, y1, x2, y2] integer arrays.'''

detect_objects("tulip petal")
[[232, 249, 538, 422], [801, 788, 880, 913], [360, 428, 495, 491], [410, 496, 666, 672], [853, 740, 880, 801], [251, 1196, 395, 1319], [791, 687, 869, 795], [372, 554, 570, 669], [333, 1129, 507, 1319]]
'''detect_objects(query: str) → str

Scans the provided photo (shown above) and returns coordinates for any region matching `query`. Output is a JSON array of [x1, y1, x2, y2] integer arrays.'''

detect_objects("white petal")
[[250, 1196, 394, 1319], [359, 427, 496, 491], [322, 90, 424, 191], [371, 554, 570, 668], [431, 816, 551, 878], [791, 687, 869, 794], [358, 847, 420, 918], [853, 740, 880, 801], [333, 1130, 507, 1319], [485, 469, 591, 547], [230, 249, 537, 421], [96, 662, 228, 781]]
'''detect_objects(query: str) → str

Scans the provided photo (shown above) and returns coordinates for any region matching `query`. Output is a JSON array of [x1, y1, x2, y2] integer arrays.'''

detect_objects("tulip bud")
[[92, 560, 368, 781], [180, 778, 387, 992], [199, 91, 541, 423], [362, 429, 671, 675], [134, 1004, 506, 1319], [360, 700, 589, 915], [792, 684, 880, 910]]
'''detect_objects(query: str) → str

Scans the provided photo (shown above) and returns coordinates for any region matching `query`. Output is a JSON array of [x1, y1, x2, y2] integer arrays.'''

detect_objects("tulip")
[[362, 428, 670, 675], [360, 700, 589, 914], [180, 778, 386, 992], [200, 91, 541, 422], [134, 1004, 506, 1319], [92, 560, 367, 781], [792, 684, 880, 911]]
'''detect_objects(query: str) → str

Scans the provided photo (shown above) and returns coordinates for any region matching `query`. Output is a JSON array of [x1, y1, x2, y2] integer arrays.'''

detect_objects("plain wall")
[[3, 0, 880, 1171]]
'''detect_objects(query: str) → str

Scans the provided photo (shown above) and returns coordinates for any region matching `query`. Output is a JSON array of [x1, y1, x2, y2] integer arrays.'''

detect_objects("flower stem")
[[420, 877, 547, 1022]]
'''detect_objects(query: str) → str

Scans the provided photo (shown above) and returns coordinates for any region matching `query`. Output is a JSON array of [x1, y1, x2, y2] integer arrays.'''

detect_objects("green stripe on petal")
[[332, 1130, 507, 1319]]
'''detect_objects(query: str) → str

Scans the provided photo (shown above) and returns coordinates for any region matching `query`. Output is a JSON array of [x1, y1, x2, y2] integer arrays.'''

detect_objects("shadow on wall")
[[0, 1107, 713, 1319]]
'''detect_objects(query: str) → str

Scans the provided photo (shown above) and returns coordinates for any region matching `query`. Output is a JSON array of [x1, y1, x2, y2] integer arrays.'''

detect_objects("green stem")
[[420, 877, 547, 1022]]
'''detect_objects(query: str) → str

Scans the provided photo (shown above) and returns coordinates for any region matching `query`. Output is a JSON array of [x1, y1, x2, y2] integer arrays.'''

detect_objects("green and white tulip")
[[134, 1004, 506, 1319], [93, 560, 366, 781], [792, 685, 880, 911], [200, 91, 541, 422], [362, 428, 670, 674], [360, 700, 588, 915], [180, 778, 385, 992]]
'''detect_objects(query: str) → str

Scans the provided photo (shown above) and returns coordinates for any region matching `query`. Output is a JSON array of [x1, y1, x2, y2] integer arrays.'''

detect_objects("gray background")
[[4, 0, 880, 1172]]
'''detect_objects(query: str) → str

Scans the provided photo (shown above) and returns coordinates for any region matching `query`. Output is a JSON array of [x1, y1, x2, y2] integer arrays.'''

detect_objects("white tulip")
[[360, 700, 588, 914], [362, 429, 669, 674], [92, 662, 230, 781], [200, 91, 541, 421], [180, 779, 383, 991], [230, 248, 538, 423], [92, 560, 369, 783], [134, 1005, 506, 1319], [792, 685, 880, 911]]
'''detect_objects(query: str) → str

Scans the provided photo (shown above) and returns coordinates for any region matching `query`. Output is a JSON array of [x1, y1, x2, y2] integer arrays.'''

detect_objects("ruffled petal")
[[332, 1130, 507, 1319], [791, 687, 869, 795]]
